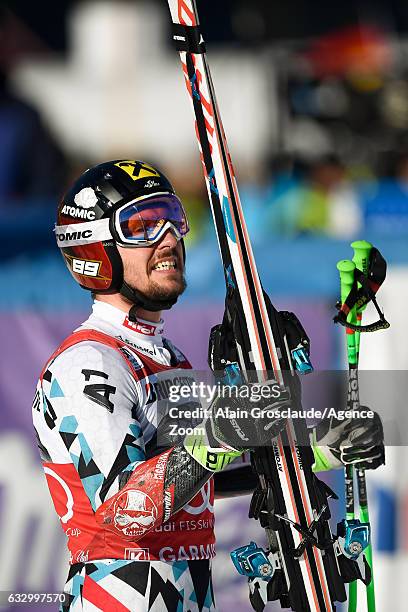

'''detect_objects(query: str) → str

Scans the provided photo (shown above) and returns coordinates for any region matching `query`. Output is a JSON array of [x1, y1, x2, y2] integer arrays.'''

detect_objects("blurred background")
[[1, 0, 408, 610]]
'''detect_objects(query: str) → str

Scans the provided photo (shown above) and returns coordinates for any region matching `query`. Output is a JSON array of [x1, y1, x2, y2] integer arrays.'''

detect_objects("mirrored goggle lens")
[[116, 194, 189, 244]]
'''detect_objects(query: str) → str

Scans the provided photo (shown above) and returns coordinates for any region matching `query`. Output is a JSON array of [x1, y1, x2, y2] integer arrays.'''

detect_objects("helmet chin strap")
[[120, 281, 178, 314]]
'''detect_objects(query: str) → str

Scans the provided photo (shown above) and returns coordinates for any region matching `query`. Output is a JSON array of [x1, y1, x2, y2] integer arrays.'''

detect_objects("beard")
[[126, 274, 187, 303], [120, 243, 187, 308]]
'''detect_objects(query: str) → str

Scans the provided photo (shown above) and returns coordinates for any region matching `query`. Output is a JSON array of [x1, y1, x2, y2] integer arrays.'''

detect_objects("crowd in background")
[[1, 1, 408, 258], [0, 2, 408, 262], [2, 86, 408, 253], [2, 68, 408, 252]]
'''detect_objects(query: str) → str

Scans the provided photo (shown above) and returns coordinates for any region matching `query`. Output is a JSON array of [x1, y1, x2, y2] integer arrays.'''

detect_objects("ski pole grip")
[[351, 239, 372, 278], [337, 259, 356, 306], [337, 260, 358, 364]]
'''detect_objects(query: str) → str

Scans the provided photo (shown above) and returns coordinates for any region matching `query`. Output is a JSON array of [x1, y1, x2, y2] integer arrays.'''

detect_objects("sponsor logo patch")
[[113, 490, 158, 538], [116, 335, 159, 358], [164, 490, 172, 521], [61, 205, 96, 220], [74, 187, 98, 209], [73, 549, 89, 563], [123, 317, 157, 336], [114, 161, 161, 181], [60, 188, 99, 220], [124, 547, 150, 561], [153, 449, 172, 481], [57, 229, 93, 242], [144, 179, 160, 188], [158, 543, 216, 562], [273, 442, 283, 472], [55, 219, 112, 246]]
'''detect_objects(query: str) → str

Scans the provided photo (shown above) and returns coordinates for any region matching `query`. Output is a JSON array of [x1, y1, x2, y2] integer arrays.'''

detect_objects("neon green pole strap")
[[337, 259, 358, 363]]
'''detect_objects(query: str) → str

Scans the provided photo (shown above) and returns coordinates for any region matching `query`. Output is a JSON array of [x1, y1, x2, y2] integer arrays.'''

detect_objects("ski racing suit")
[[33, 301, 254, 612]]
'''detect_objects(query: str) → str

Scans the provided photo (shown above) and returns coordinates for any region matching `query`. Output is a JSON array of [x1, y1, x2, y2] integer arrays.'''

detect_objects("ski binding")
[[337, 518, 370, 560], [291, 346, 313, 375], [230, 541, 280, 580]]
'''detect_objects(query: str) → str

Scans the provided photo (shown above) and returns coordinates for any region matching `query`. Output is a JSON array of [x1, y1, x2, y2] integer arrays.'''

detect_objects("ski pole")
[[337, 259, 359, 612], [351, 240, 376, 612]]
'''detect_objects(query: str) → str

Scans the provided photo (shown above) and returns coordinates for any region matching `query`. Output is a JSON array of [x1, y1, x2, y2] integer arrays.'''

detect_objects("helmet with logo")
[[56, 160, 189, 311]]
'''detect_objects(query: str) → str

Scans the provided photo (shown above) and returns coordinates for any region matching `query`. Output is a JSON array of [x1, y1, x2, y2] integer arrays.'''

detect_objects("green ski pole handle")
[[337, 260, 358, 364], [351, 239, 372, 280], [337, 259, 356, 307]]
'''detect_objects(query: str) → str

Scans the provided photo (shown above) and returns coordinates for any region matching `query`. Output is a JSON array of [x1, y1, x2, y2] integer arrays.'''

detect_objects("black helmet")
[[55, 159, 187, 311]]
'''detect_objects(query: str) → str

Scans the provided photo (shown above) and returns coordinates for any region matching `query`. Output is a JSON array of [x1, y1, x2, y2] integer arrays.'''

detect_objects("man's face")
[[117, 229, 186, 303]]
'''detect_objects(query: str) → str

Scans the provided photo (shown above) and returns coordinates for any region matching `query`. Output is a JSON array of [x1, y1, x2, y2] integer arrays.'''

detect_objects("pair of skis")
[[166, 1, 366, 610]]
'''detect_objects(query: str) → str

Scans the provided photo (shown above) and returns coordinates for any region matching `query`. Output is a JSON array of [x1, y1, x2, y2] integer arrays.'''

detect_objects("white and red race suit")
[[33, 300, 235, 611]]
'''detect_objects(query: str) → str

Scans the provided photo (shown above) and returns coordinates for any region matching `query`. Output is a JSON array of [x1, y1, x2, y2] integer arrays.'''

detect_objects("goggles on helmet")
[[113, 193, 189, 246]]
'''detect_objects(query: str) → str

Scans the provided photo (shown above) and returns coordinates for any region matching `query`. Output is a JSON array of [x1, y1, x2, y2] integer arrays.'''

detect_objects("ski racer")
[[33, 160, 385, 612]]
